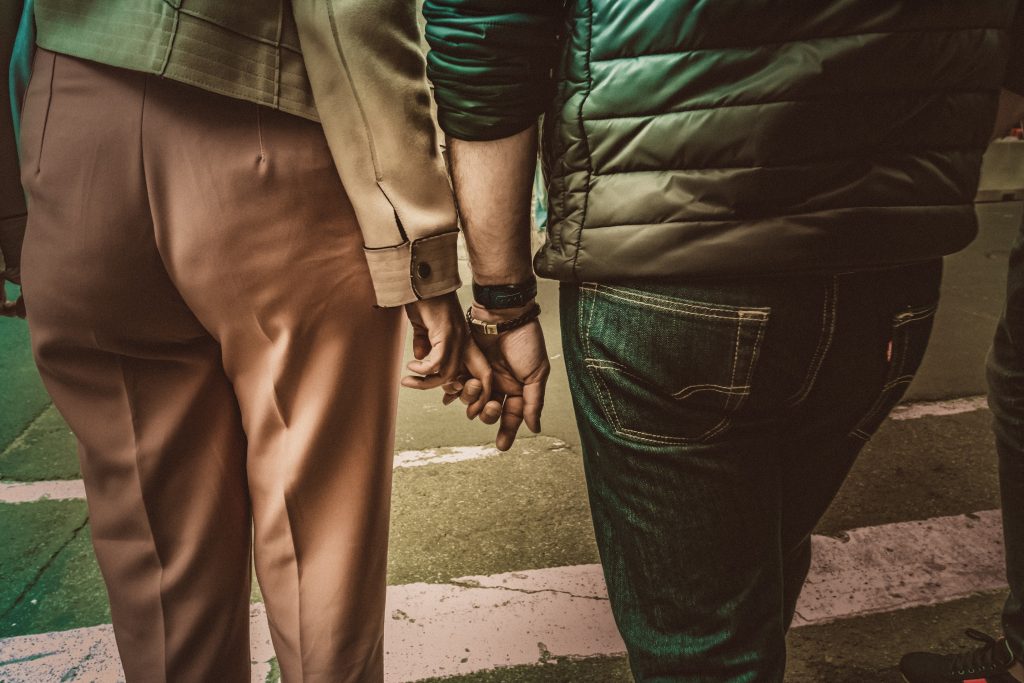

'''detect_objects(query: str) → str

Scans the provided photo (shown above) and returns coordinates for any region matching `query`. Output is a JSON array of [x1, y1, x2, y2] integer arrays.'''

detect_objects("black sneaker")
[[900, 629, 1019, 682]]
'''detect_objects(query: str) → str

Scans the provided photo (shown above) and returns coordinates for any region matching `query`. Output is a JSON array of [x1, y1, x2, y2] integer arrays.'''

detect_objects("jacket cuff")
[[363, 231, 462, 307], [0, 214, 27, 275]]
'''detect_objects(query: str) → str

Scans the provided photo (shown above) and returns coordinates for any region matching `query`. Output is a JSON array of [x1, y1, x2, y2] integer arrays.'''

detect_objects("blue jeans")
[[992, 215, 1024, 658], [560, 261, 943, 682]]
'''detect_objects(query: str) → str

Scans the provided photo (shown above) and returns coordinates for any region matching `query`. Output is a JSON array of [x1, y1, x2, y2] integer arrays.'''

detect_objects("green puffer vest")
[[531, 2, 1016, 282]]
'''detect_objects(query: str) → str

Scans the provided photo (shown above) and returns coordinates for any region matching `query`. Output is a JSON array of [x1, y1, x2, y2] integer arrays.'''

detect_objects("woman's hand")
[[402, 292, 492, 418]]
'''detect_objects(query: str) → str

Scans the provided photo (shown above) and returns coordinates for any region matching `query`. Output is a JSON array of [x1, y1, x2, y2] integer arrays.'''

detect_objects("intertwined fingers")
[[460, 343, 492, 418], [401, 336, 455, 389]]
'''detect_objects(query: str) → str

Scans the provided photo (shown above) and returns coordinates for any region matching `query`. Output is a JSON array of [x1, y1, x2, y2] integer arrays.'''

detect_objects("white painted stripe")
[[0, 479, 85, 503], [0, 444, 514, 504], [0, 510, 1008, 682], [0, 395, 990, 505], [890, 395, 988, 420], [393, 445, 500, 469], [1, 393, 987, 505], [0, 607, 274, 683], [385, 510, 1007, 680], [793, 509, 1005, 625]]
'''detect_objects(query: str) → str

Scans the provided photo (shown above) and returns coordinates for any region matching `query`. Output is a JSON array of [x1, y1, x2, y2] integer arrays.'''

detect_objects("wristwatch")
[[472, 278, 538, 310], [466, 303, 541, 336]]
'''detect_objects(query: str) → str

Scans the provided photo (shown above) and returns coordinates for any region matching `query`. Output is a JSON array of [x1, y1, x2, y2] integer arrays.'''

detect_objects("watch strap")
[[472, 278, 538, 310]]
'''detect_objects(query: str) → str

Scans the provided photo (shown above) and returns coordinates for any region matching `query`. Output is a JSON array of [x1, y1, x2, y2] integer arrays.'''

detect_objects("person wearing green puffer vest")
[[0, 1, 494, 681], [423, 1, 1024, 681]]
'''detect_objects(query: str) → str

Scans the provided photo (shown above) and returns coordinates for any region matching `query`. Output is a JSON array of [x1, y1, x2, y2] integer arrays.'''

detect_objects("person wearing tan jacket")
[[0, 1, 489, 680]]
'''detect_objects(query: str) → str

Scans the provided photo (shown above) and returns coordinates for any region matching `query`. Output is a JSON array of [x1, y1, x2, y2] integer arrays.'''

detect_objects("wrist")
[[472, 270, 534, 287], [472, 277, 537, 311], [467, 301, 541, 336], [471, 300, 537, 323]]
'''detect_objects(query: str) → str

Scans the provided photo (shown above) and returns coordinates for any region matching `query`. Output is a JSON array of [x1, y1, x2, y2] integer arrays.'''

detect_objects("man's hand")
[[460, 304, 550, 451], [402, 291, 491, 416], [1, 268, 25, 318]]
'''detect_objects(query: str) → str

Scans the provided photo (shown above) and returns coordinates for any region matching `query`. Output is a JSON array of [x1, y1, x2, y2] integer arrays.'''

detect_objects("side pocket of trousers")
[[849, 302, 938, 441], [18, 48, 55, 183]]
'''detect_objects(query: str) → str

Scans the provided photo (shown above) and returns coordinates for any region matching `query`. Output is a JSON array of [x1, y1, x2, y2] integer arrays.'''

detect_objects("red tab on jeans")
[[963, 678, 988, 683]]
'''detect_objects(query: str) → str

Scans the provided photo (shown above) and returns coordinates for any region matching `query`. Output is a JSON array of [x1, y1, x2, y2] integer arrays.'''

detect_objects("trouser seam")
[[115, 355, 170, 681]]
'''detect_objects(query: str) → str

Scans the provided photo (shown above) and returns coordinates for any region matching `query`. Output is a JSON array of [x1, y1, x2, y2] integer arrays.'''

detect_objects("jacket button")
[[417, 262, 432, 279]]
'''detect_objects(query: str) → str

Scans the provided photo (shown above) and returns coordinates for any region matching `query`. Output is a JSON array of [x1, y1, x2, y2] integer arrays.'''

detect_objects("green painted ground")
[[0, 309, 50, 452], [0, 405, 78, 481], [0, 500, 102, 638]]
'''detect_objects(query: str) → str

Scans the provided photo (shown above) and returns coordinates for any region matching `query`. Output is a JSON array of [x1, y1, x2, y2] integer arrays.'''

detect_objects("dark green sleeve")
[[1, 0, 29, 274], [422, 0, 564, 141], [1005, 1, 1024, 95]]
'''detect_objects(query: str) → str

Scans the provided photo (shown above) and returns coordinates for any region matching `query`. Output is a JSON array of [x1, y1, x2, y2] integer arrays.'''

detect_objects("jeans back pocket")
[[581, 284, 770, 445]]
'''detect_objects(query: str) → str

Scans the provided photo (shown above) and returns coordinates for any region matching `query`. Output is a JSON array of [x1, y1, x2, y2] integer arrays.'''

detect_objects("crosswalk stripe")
[[0, 446, 508, 505], [0, 479, 85, 504], [0, 394, 991, 507], [393, 445, 501, 469], [889, 395, 988, 420], [0, 509, 1007, 682]]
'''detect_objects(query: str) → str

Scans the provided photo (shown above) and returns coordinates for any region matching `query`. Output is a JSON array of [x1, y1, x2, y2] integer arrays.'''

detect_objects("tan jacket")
[[1, 0, 459, 307]]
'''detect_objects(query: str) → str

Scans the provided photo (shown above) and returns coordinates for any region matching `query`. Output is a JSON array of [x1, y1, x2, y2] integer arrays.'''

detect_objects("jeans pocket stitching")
[[848, 304, 937, 441], [596, 284, 769, 321], [738, 313, 769, 411], [673, 384, 751, 400], [850, 375, 915, 441], [583, 286, 598, 359], [788, 275, 838, 406], [586, 364, 731, 445], [893, 303, 939, 326], [589, 365, 629, 439], [583, 312, 769, 445], [723, 316, 742, 412]]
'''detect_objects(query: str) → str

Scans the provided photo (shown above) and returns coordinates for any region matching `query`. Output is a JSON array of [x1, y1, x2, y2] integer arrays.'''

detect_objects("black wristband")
[[472, 278, 538, 310]]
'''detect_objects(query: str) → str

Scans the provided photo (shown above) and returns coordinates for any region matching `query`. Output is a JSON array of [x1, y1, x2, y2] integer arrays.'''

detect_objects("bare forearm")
[[448, 126, 538, 287]]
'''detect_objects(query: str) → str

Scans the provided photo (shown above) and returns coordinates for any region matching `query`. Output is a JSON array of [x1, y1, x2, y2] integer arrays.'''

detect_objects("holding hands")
[[401, 291, 493, 418], [402, 292, 550, 452], [403, 126, 550, 450]]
